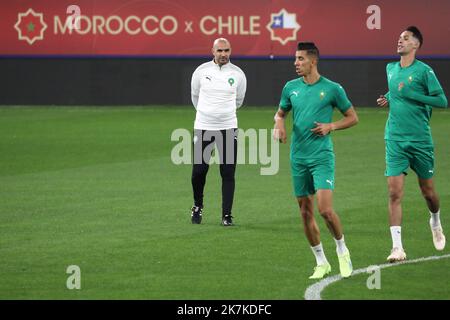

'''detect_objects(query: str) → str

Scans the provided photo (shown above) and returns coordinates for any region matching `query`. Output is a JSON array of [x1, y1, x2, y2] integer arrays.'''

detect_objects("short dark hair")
[[406, 26, 423, 48], [297, 42, 320, 59]]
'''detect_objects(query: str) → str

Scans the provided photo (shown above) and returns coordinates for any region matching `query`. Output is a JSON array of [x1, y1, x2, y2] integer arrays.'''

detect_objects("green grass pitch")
[[0, 106, 449, 299]]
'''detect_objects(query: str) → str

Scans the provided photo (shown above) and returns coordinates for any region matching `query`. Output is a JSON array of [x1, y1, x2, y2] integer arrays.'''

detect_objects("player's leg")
[[417, 177, 445, 250], [316, 189, 352, 278], [411, 141, 446, 250], [218, 128, 238, 226], [316, 189, 342, 239], [191, 129, 214, 224], [385, 140, 408, 261], [418, 178, 440, 213], [387, 175, 405, 226], [312, 156, 352, 277], [386, 175, 407, 261], [297, 195, 331, 279], [418, 178, 446, 250], [307, 157, 341, 237], [297, 195, 320, 246], [292, 160, 330, 279]]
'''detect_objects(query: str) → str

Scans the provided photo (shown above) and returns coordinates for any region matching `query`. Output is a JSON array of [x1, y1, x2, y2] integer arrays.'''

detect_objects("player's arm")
[[274, 83, 292, 143], [273, 108, 288, 144], [377, 92, 390, 108], [401, 68, 448, 108], [311, 107, 358, 136], [401, 87, 448, 108], [191, 69, 200, 109], [378, 64, 391, 108]]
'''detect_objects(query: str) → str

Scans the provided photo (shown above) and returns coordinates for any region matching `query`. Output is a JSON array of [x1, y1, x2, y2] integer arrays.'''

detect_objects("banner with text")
[[2, 0, 449, 57]]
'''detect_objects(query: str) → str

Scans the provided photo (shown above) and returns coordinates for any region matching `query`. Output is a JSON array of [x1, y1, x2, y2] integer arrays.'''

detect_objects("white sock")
[[430, 210, 441, 229], [311, 243, 328, 266], [390, 226, 403, 249], [334, 235, 348, 255]]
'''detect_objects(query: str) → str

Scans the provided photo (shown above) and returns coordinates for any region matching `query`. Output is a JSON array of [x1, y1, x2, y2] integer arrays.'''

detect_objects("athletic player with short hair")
[[377, 26, 448, 262], [274, 42, 359, 279]]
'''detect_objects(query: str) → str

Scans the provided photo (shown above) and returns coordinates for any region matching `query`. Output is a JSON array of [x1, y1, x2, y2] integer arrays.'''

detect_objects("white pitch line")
[[304, 253, 450, 300]]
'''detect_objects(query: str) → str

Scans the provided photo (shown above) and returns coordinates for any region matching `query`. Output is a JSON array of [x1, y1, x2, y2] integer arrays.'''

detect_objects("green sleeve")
[[425, 68, 444, 96], [279, 84, 292, 112], [333, 85, 352, 113], [385, 63, 391, 82], [385, 64, 392, 101], [408, 91, 448, 108], [401, 67, 448, 108]]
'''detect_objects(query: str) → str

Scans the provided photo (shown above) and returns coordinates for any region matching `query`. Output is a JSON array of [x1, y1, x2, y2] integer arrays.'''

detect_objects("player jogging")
[[377, 26, 448, 262]]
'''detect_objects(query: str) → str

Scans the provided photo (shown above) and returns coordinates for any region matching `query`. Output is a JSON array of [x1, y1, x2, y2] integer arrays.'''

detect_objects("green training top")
[[279, 76, 352, 160], [385, 59, 444, 142]]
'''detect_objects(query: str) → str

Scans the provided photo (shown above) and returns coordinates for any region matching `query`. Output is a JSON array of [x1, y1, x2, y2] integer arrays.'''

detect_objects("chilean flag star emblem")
[[266, 8, 301, 45]]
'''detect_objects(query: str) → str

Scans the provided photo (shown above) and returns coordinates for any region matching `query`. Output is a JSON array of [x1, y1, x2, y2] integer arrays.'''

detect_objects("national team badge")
[[320, 91, 326, 100]]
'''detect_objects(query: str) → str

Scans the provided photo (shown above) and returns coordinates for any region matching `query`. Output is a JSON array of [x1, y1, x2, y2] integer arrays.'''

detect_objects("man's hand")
[[273, 125, 287, 143], [273, 109, 287, 143], [377, 95, 389, 107], [311, 122, 333, 136]]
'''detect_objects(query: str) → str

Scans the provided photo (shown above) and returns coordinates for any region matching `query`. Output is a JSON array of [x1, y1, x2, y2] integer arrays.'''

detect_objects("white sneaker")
[[430, 219, 446, 251], [387, 247, 407, 263]]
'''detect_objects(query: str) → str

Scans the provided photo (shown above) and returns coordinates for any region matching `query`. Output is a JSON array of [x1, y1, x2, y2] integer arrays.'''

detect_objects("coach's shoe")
[[308, 263, 331, 280], [191, 206, 203, 224], [430, 220, 446, 251], [221, 214, 234, 226], [337, 250, 353, 278], [386, 247, 406, 263]]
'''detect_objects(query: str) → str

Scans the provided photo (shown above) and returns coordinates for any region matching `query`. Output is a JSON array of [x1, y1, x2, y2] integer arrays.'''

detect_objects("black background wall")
[[1, 58, 449, 107]]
